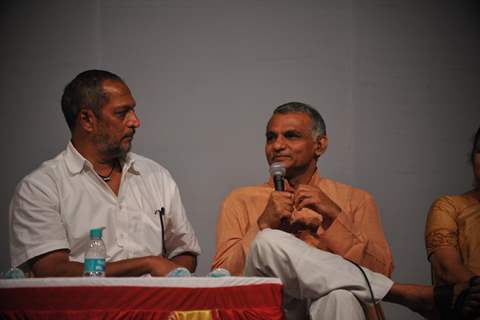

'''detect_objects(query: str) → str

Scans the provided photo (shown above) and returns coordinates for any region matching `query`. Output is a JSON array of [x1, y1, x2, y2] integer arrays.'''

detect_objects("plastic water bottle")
[[207, 268, 231, 278], [166, 267, 192, 277], [0, 267, 25, 279], [83, 227, 106, 277]]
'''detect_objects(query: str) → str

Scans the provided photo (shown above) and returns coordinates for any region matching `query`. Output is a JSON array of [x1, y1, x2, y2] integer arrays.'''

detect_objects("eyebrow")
[[266, 129, 303, 136], [115, 104, 136, 111]]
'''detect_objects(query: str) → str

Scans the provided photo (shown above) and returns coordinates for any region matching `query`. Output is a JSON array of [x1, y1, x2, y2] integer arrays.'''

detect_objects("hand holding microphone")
[[269, 162, 286, 192], [257, 163, 293, 230]]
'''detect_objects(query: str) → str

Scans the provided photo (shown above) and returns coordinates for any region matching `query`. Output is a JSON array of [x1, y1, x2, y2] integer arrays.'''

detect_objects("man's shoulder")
[[20, 151, 66, 185], [12, 151, 68, 202]]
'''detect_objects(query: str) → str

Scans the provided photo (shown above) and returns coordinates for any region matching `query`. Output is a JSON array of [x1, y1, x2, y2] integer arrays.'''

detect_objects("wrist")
[[257, 220, 270, 230], [257, 212, 273, 230]]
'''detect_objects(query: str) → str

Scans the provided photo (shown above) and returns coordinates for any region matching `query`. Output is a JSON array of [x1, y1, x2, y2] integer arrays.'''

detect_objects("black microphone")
[[269, 162, 286, 191], [269, 162, 289, 229]]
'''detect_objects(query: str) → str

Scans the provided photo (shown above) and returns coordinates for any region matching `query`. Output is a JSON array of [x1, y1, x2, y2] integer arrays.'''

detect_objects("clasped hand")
[[257, 184, 341, 230]]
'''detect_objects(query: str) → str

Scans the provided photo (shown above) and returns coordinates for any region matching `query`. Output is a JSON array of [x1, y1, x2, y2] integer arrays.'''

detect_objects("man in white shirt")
[[9, 70, 201, 277]]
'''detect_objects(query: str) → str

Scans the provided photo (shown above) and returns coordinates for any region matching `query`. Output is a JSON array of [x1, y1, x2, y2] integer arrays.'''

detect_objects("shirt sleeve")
[[211, 193, 259, 275], [9, 174, 70, 269], [425, 196, 458, 259], [163, 180, 201, 259], [317, 193, 394, 277]]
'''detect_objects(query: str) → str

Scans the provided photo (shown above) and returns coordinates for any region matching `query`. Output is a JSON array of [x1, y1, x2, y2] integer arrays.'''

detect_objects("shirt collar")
[[64, 141, 139, 176], [266, 168, 321, 190], [64, 142, 87, 175], [122, 154, 140, 175]]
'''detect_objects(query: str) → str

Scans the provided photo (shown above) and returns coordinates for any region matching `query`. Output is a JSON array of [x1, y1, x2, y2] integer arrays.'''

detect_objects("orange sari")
[[425, 194, 480, 284]]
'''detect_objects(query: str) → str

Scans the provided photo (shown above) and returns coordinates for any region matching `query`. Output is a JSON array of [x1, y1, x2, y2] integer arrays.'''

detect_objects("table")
[[0, 277, 283, 319]]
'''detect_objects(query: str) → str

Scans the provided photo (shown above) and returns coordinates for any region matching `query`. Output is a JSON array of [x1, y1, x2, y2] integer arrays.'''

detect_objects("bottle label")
[[84, 258, 106, 273]]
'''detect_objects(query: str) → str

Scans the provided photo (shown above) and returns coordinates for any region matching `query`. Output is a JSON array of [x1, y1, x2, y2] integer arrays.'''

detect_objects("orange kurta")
[[425, 194, 480, 284], [212, 171, 394, 277]]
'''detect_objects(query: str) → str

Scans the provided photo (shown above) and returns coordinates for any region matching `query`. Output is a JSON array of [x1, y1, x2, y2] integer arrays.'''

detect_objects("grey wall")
[[1, 1, 479, 319]]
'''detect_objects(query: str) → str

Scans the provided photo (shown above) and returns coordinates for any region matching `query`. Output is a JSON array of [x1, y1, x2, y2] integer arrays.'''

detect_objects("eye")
[[284, 131, 301, 139], [266, 132, 276, 142], [115, 108, 131, 118]]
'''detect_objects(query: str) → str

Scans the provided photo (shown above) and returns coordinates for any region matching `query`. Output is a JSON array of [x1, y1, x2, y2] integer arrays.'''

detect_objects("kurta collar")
[[267, 168, 321, 190]]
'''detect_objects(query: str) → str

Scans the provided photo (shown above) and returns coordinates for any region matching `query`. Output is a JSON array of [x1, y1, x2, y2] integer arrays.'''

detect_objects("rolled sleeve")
[[163, 182, 201, 259], [9, 175, 69, 268], [212, 194, 259, 276]]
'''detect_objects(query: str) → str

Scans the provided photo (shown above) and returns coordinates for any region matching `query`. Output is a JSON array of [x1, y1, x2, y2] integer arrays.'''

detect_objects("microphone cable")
[[345, 258, 385, 320]]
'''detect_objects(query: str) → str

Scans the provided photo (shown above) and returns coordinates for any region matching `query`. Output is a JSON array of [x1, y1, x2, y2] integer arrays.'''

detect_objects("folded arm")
[[28, 249, 196, 277], [316, 193, 394, 276]]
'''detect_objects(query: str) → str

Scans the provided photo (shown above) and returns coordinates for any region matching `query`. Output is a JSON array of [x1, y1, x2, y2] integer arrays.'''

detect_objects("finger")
[[469, 285, 480, 293], [294, 190, 311, 207], [270, 194, 291, 209], [296, 197, 317, 211], [280, 201, 294, 214], [272, 190, 294, 200], [462, 302, 480, 318], [281, 209, 293, 218], [463, 297, 480, 310]]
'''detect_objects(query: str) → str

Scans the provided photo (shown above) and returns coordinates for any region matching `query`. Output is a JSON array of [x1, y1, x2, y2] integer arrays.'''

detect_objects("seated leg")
[[245, 228, 393, 303], [310, 289, 366, 320]]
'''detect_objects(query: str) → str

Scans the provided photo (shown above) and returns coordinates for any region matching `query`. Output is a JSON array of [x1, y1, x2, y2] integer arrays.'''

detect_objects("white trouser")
[[244, 229, 394, 320]]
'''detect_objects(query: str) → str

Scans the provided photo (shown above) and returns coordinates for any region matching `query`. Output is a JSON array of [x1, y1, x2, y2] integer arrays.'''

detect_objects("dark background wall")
[[1, 1, 479, 318]]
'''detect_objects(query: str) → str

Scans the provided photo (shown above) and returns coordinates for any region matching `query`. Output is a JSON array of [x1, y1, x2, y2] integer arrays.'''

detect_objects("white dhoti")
[[244, 229, 394, 320]]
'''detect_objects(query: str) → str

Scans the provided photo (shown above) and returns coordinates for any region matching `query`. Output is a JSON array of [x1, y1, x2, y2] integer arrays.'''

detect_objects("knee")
[[250, 229, 285, 256], [326, 289, 358, 303], [311, 290, 365, 320]]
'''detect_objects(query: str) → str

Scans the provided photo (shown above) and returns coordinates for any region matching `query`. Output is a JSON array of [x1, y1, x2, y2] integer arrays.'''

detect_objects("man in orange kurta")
[[212, 174, 393, 277], [212, 102, 394, 319]]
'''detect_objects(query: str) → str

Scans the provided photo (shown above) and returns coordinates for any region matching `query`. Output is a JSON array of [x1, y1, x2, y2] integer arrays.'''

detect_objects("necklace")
[[97, 164, 115, 182]]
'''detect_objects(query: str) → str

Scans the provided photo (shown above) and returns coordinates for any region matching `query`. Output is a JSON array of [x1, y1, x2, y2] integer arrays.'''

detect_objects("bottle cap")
[[90, 227, 105, 239]]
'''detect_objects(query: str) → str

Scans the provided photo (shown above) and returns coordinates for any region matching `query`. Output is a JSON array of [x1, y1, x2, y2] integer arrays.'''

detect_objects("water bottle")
[[166, 267, 192, 277], [83, 227, 106, 277], [207, 268, 231, 278]]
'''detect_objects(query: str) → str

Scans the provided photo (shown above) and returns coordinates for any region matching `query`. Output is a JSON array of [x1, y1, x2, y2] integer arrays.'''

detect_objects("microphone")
[[269, 162, 289, 229], [269, 162, 286, 191]]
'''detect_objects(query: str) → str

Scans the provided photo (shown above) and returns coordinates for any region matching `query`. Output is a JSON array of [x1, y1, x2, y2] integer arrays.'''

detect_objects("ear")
[[78, 109, 97, 132], [314, 135, 328, 158]]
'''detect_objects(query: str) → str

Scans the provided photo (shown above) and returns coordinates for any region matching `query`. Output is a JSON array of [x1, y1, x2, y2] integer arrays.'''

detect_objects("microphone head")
[[269, 162, 286, 177]]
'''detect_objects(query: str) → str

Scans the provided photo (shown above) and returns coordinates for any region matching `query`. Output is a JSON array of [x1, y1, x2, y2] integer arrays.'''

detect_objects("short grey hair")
[[273, 102, 326, 139]]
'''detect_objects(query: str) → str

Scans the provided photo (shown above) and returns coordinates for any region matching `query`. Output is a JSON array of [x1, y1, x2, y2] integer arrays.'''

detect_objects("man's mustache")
[[124, 129, 136, 138]]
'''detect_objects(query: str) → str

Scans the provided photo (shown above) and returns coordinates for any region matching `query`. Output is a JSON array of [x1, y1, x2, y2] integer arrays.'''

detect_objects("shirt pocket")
[[122, 207, 163, 257]]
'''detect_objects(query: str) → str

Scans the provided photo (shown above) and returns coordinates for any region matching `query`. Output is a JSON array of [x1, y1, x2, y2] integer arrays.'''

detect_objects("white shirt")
[[9, 142, 201, 268]]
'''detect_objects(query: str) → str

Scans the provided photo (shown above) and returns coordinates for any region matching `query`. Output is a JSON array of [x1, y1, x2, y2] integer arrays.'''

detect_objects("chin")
[[270, 159, 291, 167], [122, 141, 132, 153]]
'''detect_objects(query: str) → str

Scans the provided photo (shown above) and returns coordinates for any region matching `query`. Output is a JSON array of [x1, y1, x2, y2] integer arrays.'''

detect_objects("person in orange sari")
[[426, 126, 480, 286]]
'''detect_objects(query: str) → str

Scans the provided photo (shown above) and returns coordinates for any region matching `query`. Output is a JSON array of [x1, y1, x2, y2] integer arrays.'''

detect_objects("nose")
[[127, 110, 141, 128], [272, 135, 286, 150]]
